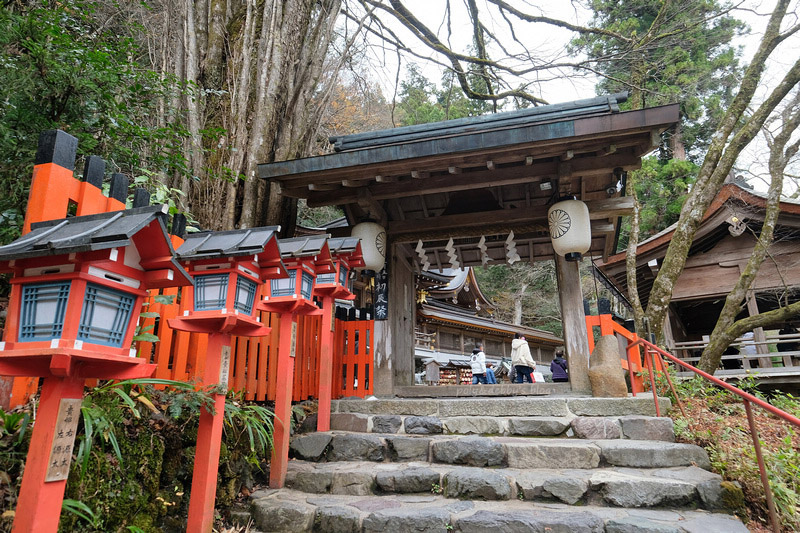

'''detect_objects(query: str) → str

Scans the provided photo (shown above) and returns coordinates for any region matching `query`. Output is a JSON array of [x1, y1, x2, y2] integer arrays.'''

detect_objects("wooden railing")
[[673, 332, 800, 373], [333, 320, 374, 397]]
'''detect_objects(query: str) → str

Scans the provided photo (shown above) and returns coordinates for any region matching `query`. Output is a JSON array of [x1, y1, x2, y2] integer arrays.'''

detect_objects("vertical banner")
[[374, 269, 388, 321]]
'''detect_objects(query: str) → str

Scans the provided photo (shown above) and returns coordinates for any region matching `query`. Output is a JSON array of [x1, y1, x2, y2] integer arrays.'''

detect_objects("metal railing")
[[631, 337, 800, 532]]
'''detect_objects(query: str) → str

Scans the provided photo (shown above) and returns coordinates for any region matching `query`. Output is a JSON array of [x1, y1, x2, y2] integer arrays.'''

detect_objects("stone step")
[[242, 488, 748, 533], [290, 432, 709, 470], [284, 460, 741, 511], [327, 412, 675, 441], [331, 396, 671, 418]]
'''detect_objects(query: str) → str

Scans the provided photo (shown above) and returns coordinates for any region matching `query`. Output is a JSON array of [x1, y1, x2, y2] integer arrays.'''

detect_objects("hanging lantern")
[[351, 221, 386, 272], [548, 197, 591, 262]]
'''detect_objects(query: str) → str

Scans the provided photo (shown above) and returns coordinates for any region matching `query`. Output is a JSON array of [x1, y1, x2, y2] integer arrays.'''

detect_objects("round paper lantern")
[[351, 221, 386, 272], [548, 198, 591, 261]]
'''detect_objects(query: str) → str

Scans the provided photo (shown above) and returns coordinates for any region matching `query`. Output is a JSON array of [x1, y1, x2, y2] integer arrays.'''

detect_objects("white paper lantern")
[[351, 222, 386, 272], [548, 198, 591, 261]]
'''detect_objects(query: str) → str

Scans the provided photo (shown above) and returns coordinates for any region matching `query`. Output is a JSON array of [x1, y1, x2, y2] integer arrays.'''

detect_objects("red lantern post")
[[167, 227, 286, 533], [312, 237, 364, 431], [259, 236, 333, 488], [0, 200, 191, 533]]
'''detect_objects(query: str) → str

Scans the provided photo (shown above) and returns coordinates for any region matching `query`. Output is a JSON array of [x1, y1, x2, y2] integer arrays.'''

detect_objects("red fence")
[[333, 320, 374, 397], [136, 288, 372, 402]]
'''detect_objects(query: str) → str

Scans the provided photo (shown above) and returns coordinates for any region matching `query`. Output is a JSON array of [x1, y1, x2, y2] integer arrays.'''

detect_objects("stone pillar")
[[555, 254, 591, 393]]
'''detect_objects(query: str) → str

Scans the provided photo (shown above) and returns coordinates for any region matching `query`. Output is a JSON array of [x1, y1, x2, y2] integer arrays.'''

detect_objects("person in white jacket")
[[511, 333, 536, 383], [470, 344, 487, 384]]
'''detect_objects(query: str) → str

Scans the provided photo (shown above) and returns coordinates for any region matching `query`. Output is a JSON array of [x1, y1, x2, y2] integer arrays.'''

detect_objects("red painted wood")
[[317, 298, 335, 431], [11, 375, 84, 533], [185, 332, 229, 533], [269, 313, 297, 488]]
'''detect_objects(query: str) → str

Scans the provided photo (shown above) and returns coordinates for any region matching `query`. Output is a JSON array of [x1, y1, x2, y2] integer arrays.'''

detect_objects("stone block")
[[507, 417, 570, 436], [431, 436, 504, 467], [314, 505, 362, 533], [542, 476, 589, 504], [444, 467, 513, 500], [330, 471, 376, 495], [330, 413, 369, 432], [605, 517, 682, 533], [375, 467, 441, 493], [439, 398, 568, 417], [404, 416, 443, 434], [250, 499, 314, 532], [571, 417, 621, 439], [328, 434, 386, 462], [697, 479, 745, 513], [453, 509, 605, 532], [442, 416, 503, 435], [505, 440, 600, 469], [567, 397, 671, 417], [386, 436, 430, 461], [591, 471, 695, 507], [290, 433, 332, 461], [372, 415, 403, 433], [362, 507, 452, 533], [596, 440, 710, 469], [286, 470, 332, 493], [619, 416, 675, 442], [588, 335, 629, 397], [334, 399, 438, 416]]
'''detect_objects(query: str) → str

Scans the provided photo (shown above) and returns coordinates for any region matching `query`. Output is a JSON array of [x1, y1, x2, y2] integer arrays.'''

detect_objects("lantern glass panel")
[[271, 270, 296, 297], [19, 281, 71, 341], [316, 272, 336, 285], [234, 276, 257, 314], [77, 283, 135, 347], [338, 266, 348, 287], [301, 271, 313, 300], [195, 273, 229, 310]]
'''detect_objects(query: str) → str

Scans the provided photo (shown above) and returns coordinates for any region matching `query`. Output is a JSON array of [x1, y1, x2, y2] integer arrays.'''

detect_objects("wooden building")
[[598, 183, 800, 377], [259, 93, 679, 395], [415, 267, 562, 365]]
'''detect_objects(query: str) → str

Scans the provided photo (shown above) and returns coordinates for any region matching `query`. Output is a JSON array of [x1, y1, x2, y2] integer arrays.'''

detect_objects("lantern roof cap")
[[0, 205, 165, 258], [326, 236, 365, 267], [175, 226, 281, 261], [278, 235, 329, 257]]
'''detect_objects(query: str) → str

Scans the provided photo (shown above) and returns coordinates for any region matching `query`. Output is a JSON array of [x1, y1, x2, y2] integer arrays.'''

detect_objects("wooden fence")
[[136, 288, 372, 402]]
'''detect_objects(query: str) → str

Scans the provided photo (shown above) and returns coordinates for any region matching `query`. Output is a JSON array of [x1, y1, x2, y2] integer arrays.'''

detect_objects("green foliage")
[[224, 394, 274, 467], [571, 0, 745, 160], [0, 0, 192, 246], [0, 406, 32, 528], [62, 499, 99, 528], [617, 157, 699, 248]]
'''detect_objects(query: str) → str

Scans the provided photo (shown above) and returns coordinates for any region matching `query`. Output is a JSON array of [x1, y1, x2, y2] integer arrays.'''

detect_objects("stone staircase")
[[236, 396, 748, 532]]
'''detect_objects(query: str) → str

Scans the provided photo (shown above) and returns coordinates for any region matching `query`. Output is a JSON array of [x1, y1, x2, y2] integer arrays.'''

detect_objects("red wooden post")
[[186, 332, 230, 533], [269, 312, 297, 488], [11, 375, 84, 533], [317, 297, 335, 431]]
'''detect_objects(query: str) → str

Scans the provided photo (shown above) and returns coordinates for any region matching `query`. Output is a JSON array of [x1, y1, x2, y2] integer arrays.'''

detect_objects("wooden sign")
[[219, 345, 231, 388], [45, 398, 83, 482], [331, 303, 336, 332], [374, 269, 388, 320], [290, 321, 297, 358]]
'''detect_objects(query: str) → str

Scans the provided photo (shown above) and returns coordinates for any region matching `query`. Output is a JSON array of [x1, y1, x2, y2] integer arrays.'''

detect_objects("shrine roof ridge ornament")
[[0, 204, 172, 260], [328, 93, 629, 152]]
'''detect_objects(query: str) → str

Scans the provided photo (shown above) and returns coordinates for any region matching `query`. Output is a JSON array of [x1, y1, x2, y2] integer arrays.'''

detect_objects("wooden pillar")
[[555, 254, 591, 394], [269, 313, 297, 487], [12, 375, 85, 533], [317, 297, 335, 432], [186, 332, 230, 533], [747, 291, 772, 368]]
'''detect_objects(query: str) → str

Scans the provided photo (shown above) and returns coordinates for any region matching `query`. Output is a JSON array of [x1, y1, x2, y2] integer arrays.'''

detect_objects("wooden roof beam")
[[357, 189, 388, 227], [299, 152, 642, 206]]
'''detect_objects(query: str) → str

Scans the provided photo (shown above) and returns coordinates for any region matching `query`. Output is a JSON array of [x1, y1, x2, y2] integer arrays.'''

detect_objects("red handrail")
[[629, 337, 800, 532]]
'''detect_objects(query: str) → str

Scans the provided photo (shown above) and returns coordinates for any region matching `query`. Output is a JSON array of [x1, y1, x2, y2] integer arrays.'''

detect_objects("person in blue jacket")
[[550, 348, 569, 382]]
